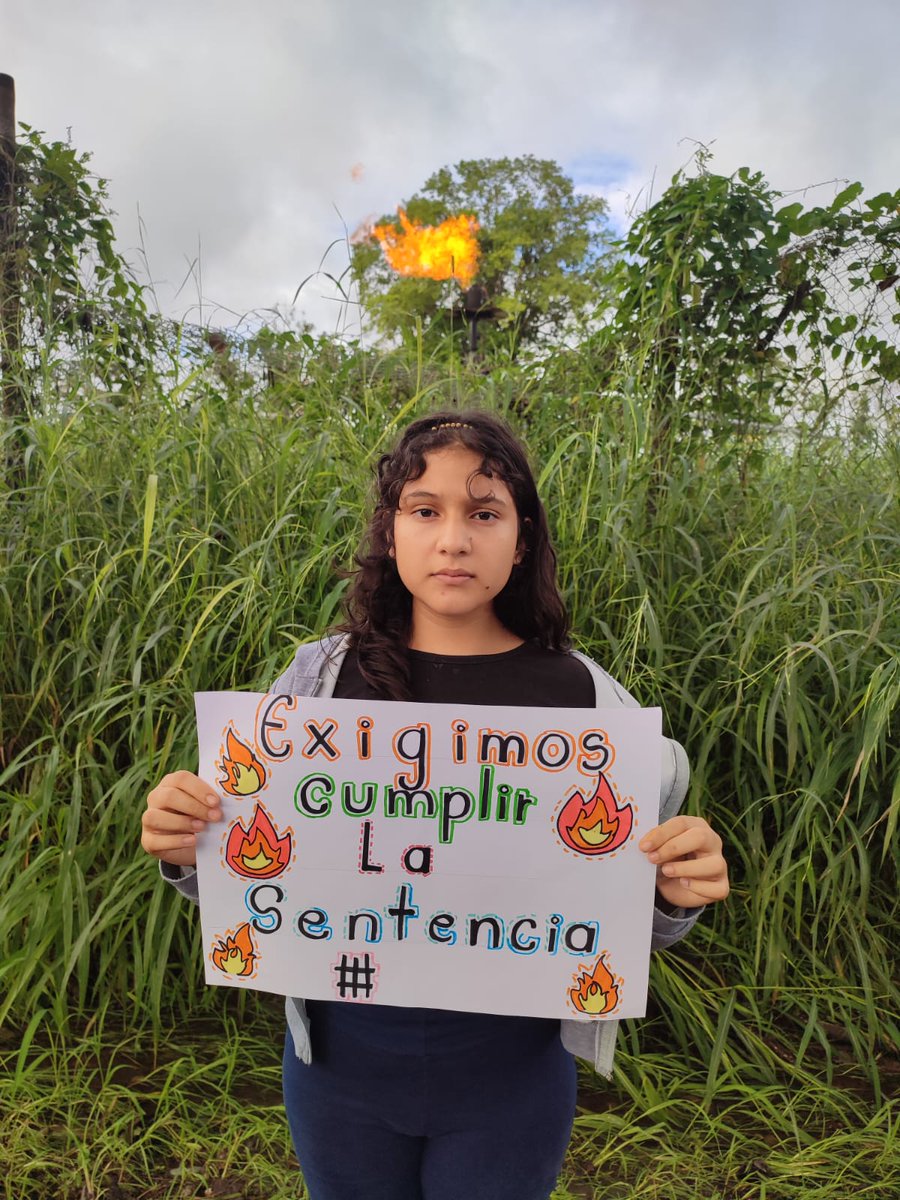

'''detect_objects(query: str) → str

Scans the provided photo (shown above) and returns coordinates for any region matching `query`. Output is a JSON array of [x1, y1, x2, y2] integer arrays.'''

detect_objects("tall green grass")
[[1, 334, 897, 1196]]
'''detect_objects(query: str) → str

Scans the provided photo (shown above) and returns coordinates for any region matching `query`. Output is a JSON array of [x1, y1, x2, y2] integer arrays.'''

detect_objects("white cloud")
[[5, 0, 899, 331]]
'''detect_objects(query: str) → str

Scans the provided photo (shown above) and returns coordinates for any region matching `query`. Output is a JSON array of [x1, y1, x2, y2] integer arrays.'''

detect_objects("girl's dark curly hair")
[[337, 410, 570, 699]]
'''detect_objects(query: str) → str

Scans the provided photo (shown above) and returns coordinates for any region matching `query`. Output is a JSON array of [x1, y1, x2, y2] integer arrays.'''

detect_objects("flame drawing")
[[556, 772, 633, 856], [371, 209, 481, 286], [210, 922, 257, 977], [569, 955, 620, 1016], [218, 727, 266, 796], [224, 803, 293, 879]]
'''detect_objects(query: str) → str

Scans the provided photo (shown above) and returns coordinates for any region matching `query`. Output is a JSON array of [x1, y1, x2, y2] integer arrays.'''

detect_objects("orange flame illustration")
[[569, 955, 620, 1016], [210, 922, 257, 977], [556, 772, 633, 856], [371, 209, 481, 286], [224, 803, 292, 879], [218, 727, 266, 797]]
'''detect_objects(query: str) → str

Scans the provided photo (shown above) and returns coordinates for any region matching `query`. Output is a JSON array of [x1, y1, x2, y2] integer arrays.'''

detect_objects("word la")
[[358, 819, 432, 876]]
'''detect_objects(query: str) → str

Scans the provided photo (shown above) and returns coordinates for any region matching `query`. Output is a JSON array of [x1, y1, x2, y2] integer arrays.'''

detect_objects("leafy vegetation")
[[0, 132, 897, 1198], [600, 154, 900, 444], [3, 126, 157, 411], [352, 155, 614, 359]]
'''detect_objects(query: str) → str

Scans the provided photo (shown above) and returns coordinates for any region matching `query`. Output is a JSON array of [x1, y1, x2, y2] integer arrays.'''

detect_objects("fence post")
[[0, 72, 23, 429]]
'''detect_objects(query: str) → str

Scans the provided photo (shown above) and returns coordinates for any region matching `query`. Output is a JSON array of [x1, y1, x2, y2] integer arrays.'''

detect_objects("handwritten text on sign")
[[194, 693, 662, 1021]]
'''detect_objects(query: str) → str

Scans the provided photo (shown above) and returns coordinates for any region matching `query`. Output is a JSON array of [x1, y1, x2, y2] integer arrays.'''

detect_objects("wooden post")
[[0, 72, 23, 427]]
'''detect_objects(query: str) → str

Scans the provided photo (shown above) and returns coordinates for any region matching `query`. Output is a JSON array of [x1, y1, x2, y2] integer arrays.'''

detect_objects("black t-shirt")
[[334, 640, 596, 708]]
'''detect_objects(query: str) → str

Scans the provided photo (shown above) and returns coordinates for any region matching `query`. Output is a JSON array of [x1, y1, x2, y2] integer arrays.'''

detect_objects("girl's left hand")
[[639, 816, 729, 909]]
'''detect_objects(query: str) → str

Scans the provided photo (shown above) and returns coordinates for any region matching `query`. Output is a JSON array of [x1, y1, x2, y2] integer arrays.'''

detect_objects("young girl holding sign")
[[143, 410, 728, 1200]]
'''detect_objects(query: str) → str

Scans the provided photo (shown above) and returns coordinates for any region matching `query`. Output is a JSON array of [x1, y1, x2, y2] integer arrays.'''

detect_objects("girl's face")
[[392, 445, 523, 644]]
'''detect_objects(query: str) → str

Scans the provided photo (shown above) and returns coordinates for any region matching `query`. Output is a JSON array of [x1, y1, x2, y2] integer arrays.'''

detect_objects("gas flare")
[[556, 772, 633, 856], [371, 209, 480, 286], [210, 922, 257, 977], [224, 803, 293, 879], [569, 955, 620, 1016], [218, 727, 266, 797]]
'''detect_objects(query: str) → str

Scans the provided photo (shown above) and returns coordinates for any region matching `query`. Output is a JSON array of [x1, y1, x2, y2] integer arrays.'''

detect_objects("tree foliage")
[[5, 125, 157, 404], [602, 152, 900, 439], [352, 155, 614, 359]]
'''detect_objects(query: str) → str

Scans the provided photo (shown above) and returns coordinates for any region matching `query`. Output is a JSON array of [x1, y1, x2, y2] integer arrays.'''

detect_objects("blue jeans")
[[282, 1001, 577, 1200]]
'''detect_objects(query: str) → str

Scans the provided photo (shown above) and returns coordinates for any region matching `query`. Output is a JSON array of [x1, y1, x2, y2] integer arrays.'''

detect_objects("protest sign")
[[194, 692, 662, 1021]]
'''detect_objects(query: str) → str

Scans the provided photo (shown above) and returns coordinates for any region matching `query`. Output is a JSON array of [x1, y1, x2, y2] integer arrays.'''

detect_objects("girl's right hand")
[[141, 771, 222, 867]]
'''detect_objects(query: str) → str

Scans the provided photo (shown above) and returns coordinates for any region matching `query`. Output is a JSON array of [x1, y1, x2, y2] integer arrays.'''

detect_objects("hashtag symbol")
[[332, 951, 378, 1000]]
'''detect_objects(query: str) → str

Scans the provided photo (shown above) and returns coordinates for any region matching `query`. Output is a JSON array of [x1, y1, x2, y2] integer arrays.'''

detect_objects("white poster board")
[[194, 693, 662, 1022]]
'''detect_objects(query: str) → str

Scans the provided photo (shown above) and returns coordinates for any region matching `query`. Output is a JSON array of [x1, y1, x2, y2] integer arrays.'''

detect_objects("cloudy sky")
[[5, 0, 898, 335]]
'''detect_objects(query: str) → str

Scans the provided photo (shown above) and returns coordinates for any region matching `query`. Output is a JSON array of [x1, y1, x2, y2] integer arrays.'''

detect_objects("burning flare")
[[569, 955, 620, 1016], [218, 727, 266, 797], [371, 209, 481, 286], [210, 922, 257, 977], [556, 772, 633, 856], [224, 803, 293, 879]]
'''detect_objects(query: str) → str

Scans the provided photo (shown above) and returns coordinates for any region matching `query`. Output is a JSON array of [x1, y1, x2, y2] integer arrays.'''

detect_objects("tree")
[[3, 124, 157, 407], [352, 156, 614, 360], [601, 152, 900, 443]]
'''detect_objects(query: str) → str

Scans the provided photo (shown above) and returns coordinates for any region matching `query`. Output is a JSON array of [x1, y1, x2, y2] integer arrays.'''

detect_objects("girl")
[[142, 410, 729, 1200]]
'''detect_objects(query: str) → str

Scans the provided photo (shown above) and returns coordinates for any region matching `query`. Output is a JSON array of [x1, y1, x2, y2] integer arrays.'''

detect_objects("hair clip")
[[429, 421, 473, 430]]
